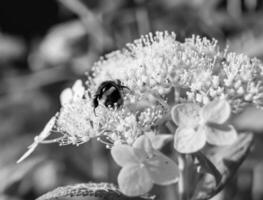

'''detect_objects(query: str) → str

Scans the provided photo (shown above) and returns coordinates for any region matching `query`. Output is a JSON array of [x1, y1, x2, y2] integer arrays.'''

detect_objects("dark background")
[[1, 0, 263, 199]]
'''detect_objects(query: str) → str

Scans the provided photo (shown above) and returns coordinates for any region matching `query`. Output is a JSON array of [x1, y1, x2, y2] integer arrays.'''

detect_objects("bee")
[[93, 79, 129, 113]]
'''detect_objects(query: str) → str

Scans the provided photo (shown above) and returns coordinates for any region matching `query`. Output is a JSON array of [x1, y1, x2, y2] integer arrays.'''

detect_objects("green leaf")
[[36, 182, 148, 200], [191, 133, 254, 200]]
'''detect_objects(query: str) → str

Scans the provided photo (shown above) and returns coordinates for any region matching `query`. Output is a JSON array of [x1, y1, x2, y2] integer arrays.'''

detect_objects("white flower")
[[111, 135, 178, 196], [171, 99, 237, 153]]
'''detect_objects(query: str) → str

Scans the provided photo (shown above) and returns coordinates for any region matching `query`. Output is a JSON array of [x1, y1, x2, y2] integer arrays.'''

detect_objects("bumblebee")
[[93, 79, 129, 113]]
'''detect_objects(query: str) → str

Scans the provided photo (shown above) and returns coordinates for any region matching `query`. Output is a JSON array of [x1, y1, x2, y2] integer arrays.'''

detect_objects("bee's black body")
[[93, 80, 129, 113]]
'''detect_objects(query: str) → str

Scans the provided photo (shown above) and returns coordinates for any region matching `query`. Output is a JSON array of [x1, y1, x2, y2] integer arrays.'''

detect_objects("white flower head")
[[19, 31, 263, 164]]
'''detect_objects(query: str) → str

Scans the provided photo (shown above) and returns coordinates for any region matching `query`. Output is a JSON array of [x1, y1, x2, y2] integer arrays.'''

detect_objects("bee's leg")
[[94, 107, 97, 116], [93, 98, 99, 116], [116, 79, 122, 85], [117, 98, 124, 108], [121, 85, 131, 91]]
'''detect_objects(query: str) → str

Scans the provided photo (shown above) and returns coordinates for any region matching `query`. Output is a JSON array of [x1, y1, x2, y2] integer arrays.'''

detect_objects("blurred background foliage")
[[1, 0, 263, 199]]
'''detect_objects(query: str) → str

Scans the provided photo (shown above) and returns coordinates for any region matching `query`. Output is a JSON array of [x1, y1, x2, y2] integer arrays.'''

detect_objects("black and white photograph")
[[1, 0, 263, 200]]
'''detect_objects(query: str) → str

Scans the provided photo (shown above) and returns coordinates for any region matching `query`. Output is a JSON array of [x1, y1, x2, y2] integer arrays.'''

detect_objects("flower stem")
[[178, 154, 187, 200]]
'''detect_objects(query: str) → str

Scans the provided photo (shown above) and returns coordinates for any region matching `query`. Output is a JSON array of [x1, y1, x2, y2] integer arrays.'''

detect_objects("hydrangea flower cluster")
[[92, 32, 263, 112], [18, 31, 263, 197]]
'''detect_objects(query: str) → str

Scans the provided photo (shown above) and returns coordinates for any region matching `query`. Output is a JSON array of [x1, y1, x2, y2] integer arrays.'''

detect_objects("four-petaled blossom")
[[111, 135, 178, 196], [171, 99, 238, 154]]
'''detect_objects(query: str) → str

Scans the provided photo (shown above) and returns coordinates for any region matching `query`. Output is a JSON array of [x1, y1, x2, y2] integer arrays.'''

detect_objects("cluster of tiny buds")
[[57, 31, 263, 137], [137, 105, 166, 128]]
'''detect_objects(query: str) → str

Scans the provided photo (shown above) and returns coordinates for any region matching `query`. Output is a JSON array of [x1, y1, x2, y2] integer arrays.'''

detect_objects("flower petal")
[[174, 127, 206, 153], [145, 131, 173, 149], [111, 144, 139, 167], [146, 150, 179, 185], [118, 164, 153, 197], [72, 79, 85, 101], [205, 124, 238, 146], [171, 104, 201, 127], [60, 88, 73, 106], [133, 136, 154, 161], [202, 99, 231, 124]]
